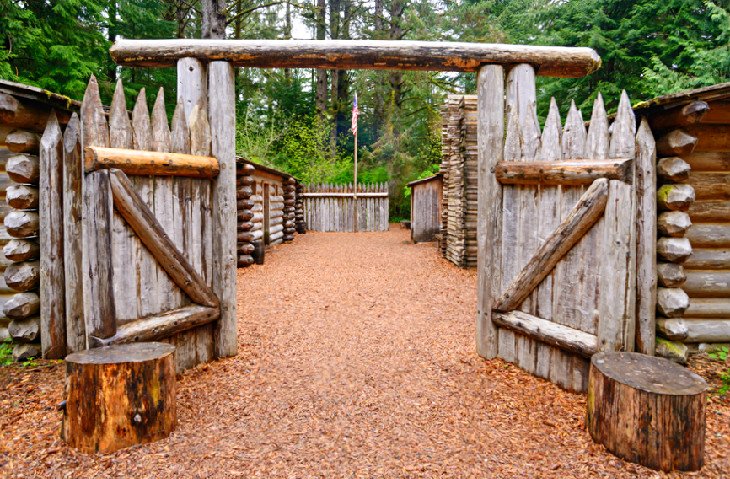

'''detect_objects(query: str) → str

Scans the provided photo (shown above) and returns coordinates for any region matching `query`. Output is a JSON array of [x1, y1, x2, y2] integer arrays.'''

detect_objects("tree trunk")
[[202, 0, 227, 39], [315, 0, 328, 120]]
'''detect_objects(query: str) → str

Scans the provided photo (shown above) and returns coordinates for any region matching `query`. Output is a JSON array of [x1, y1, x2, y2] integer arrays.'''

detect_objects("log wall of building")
[[440, 94, 478, 267]]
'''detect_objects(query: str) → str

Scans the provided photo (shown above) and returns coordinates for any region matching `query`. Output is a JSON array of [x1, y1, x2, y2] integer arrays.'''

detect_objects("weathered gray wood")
[[689, 200, 730, 222], [4, 261, 39, 292], [657, 287, 690, 318], [657, 157, 691, 182], [657, 262, 686, 288], [494, 178, 609, 312], [62, 113, 85, 353], [658, 212, 692, 237], [5, 130, 40, 153], [83, 170, 116, 340], [109, 79, 133, 149], [6, 184, 39, 209], [685, 223, 730, 247], [683, 270, 730, 297], [493, 310, 598, 358], [209, 62, 237, 358], [3, 292, 40, 320], [81, 75, 109, 149], [685, 248, 730, 269], [658, 184, 696, 211], [111, 39, 602, 78], [131, 89, 152, 150], [634, 117, 657, 355], [109, 169, 219, 308], [177, 57, 207, 120], [657, 319, 730, 343], [8, 317, 40, 342], [586, 94, 609, 159], [495, 158, 631, 185], [90, 305, 219, 347], [39, 112, 66, 357], [5, 211, 39, 238], [3, 239, 39, 262], [7, 154, 40, 184], [685, 298, 730, 318], [657, 237, 692, 263], [170, 101, 191, 154]]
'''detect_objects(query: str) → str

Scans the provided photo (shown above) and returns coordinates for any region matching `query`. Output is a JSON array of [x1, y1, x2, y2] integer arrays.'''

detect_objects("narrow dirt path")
[[1, 227, 728, 478]]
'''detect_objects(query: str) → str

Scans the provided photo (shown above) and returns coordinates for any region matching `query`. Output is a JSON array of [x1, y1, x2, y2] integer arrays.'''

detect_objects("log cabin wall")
[[407, 174, 443, 243], [634, 83, 730, 361], [0, 80, 79, 361], [236, 158, 297, 267], [440, 94, 478, 268]]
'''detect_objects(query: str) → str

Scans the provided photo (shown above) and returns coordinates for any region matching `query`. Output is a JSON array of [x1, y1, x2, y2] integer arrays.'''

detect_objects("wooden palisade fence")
[[38, 67, 237, 370], [476, 63, 656, 392], [303, 183, 389, 232]]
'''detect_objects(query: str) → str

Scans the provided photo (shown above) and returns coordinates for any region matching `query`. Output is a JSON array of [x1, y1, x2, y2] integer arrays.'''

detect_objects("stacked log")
[[653, 123, 696, 361], [269, 194, 285, 245], [236, 162, 255, 267], [294, 182, 306, 234], [439, 94, 478, 268], [3, 127, 42, 360], [283, 176, 296, 242]]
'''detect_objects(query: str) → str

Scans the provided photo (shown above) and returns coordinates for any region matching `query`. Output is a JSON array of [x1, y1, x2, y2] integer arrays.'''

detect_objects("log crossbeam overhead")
[[110, 40, 601, 78], [85, 146, 219, 178], [495, 158, 631, 186]]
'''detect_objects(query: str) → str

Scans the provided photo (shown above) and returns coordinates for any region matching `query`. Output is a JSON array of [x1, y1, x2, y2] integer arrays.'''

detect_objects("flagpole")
[[353, 93, 358, 233]]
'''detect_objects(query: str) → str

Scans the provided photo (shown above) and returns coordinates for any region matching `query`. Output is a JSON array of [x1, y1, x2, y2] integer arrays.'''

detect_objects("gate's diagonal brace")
[[108, 168, 220, 308], [493, 178, 609, 312]]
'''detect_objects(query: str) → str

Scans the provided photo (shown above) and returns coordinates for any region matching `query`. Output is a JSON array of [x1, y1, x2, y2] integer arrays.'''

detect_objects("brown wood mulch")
[[1, 226, 728, 478]]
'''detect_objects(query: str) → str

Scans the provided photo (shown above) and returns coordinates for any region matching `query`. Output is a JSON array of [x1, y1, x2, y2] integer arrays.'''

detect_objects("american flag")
[[351, 93, 359, 135]]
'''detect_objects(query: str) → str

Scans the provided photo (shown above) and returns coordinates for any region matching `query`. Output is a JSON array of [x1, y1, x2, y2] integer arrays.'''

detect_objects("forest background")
[[1, 0, 728, 219]]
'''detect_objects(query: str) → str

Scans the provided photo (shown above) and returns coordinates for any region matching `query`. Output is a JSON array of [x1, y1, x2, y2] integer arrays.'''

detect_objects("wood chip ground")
[[1, 226, 728, 478]]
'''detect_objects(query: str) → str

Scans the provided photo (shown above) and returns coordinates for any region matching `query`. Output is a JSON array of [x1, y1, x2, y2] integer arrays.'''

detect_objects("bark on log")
[[657, 212, 691, 237], [657, 184, 695, 212], [657, 238, 692, 263], [61, 342, 177, 454], [657, 157, 690, 182], [4, 261, 39, 292], [3, 239, 39, 262], [110, 39, 602, 78], [5, 130, 40, 153], [657, 287, 690, 318], [7, 154, 40, 184], [587, 352, 706, 472], [84, 146, 219, 178], [656, 130, 697, 157], [5, 211, 39, 238], [6, 184, 39, 209]]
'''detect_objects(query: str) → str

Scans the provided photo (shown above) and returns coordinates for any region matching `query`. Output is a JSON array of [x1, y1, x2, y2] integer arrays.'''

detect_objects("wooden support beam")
[[493, 178, 608, 312], [110, 39, 602, 78], [685, 298, 730, 318], [684, 270, 730, 297], [689, 200, 730, 222], [658, 318, 730, 343], [84, 146, 219, 178], [108, 169, 219, 308], [685, 248, 730, 269], [686, 223, 730, 247], [494, 158, 631, 186], [89, 305, 219, 347], [492, 310, 598, 358]]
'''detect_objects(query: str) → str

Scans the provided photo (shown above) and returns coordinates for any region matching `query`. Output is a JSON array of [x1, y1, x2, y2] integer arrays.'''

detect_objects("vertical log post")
[[208, 61, 237, 358], [475, 64, 504, 359], [39, 112, 66, 358]]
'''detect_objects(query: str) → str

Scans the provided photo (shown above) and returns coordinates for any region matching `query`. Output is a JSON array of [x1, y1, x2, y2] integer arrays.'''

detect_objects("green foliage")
[[709, 346, 729, 362], [0, 338, 13, 367], [708, 346, 730, 397], [404, 163, 441, 199]]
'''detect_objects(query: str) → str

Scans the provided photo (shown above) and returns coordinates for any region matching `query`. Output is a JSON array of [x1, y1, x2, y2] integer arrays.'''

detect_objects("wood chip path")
[[1, 226, 728, 478]]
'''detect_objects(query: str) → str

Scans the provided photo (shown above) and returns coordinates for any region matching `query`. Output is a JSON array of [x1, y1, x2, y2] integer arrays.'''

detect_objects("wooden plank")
[[189, 104, 212, 283], [494, 178, 609, 312], [475, 64, 503, 359], [62, 113, 85, 353], [39, 112, 66, 358], [177, 58, 207, 120], [495, 158, 631, 185], [85, 147, 219, 178], [90, 304, 219, 347], [634, 117, 657, 355], [209, 61, 237, 358], [493, 310, 598, 358], [111, 39, 602, 78], [82, 170, 116, 340], [108, 169, 219, 308]]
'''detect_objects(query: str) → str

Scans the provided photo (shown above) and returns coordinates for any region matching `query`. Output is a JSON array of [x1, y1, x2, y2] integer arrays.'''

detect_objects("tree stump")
[[587, 352, 707, 471], [61, 342, 176, 453]]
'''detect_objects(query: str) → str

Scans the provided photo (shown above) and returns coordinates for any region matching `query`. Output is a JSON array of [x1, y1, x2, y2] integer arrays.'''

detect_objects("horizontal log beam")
[[492, 310, 598, 358], [300, 192, 389, 197], [658, 318, 730, 343], [685, 298, 730, 318], [85, 146, 219, 178], [494, 178, 608, 311], [685, 248, 730, 270], [89, 305, 220, 347], [684, 270, 730, 297], [494, 158, 631, 186], [110, 39, 602, 78]]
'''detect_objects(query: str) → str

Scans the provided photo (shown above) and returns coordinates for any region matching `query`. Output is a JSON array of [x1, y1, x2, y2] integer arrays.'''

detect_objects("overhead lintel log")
[[110, 39, 601, 78], [493, 178, 609, 312], [85, 146, 219, 178], [89, 305, 220, 347], [495, 158, 631, 185], [492, 310, 598, 358], [108, 169, 219, 308]]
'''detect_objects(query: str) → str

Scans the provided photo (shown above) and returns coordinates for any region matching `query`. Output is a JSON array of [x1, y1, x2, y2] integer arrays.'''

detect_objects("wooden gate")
[[476, 64, 656, 391], [38, 71, 238, 371]]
